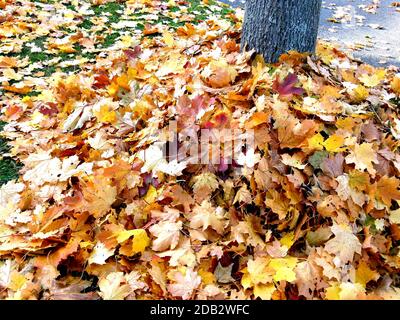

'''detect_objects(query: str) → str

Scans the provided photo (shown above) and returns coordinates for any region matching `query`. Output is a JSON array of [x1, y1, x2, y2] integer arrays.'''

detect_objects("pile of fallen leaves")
[[1, 0, 400, 300]]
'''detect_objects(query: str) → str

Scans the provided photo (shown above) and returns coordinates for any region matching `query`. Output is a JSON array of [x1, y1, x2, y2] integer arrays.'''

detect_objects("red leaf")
[[272, 73, 304, 99], [38, 103, 59, 116], [93, 73, 111, 89], [123, 46, 142, 60]]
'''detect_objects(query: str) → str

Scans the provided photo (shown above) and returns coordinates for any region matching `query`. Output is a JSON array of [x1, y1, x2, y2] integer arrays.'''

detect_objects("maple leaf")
[[205, 60, 238, 88], [166, 184, 194, 213], [4, 105, 23, 121], [361, 122, 380, 142], [130, 229, 150, 255], [345, 143, 379, 176], [281, 153, 306, 170], [157, 239, 196, 267], [168, 268, 201, 300], [233, 185, 253, 204], [48, 238, 80, 267], [355, 260, 379, 287], [190, 172, 219, 202], [22, 153, 91, 187], [272, 73, 305, 99], [253, 284, 276, 300], [93, 73, 111, 89], [123, 46, 142, 60], [376, 176, 400, 207], [82, 176, 117, 219], [391, 76, 400, 95], [189, 201, 226, 235], [88, 242, 114, 265], [325, 282, 365, 300], [323, 134, 346, 153], [321, 153, 344, 178], [265, 190, 290, 220], [230, 219, 266, 249], [98, 272, 131, 300], [358, 69, 386, 87], [243, 257, 274, 287], [336, 174, 367, 207], [62, 105, 93, 132], [277, 117, 320, 149], [324, 224, 362, 265], [269, 257, 298, 282], [37, 103, 59, 117], [295, 261, 319, 299], [149, 220, 182, 251], [139, 144, 187, 176]]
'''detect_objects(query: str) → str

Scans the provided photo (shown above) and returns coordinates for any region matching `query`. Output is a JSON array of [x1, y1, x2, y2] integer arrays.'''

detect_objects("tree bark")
[[241, 0, 322, 63]]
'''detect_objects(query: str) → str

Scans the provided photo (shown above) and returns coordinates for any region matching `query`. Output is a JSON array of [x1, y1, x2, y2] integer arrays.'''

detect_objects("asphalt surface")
[[218, 0, 400, 67]]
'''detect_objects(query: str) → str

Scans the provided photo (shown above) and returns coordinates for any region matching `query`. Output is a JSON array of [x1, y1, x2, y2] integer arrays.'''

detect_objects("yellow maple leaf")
[[323, 134, 346, 153], [325, 283, 340, 300], [163, 31, 175, 47], [246, 257, 274, 285], [198, 269, 216, 285], [391, 76, 400, 95], [308, 133, 325, 151], [359, 69, 386, 87], [345, 143, 378, 176], [356, 260, 379, 287], [254, 283, 276, 300], [269, 257, 298, 282], [280, 232, 295, 250], [350, 85, 369, 102], [131, 229, 150, 254], [338, 282, 365, 300], [241, 270, 253, 290], [144, 185, 158, 204], [9, 271, 27, 292], [94, 104, 117, 124], [82, 177, 117, 219]]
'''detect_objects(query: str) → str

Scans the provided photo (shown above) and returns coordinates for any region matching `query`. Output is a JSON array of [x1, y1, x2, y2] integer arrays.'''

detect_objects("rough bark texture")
[[241, 0, 322, 63]]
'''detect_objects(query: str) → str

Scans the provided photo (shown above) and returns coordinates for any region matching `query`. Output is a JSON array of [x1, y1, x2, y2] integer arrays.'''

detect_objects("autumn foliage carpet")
[[1, 0, 400, 300]]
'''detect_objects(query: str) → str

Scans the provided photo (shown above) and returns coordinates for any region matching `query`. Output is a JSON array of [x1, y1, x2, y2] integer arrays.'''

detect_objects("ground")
[[220, 0, 400, 67]]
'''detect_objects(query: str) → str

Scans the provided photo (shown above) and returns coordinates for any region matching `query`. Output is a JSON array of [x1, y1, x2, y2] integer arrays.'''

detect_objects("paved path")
[[218, 0, 400, 67]]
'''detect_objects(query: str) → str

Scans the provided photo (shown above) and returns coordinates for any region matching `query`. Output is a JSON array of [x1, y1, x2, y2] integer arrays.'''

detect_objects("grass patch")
[[0, 121, 22, 185]]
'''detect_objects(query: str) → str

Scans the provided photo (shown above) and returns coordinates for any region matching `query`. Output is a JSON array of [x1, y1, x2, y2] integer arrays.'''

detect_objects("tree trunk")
[[241, 0, 322, 63]]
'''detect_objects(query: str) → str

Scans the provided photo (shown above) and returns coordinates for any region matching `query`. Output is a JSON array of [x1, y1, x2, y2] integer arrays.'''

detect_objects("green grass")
[[0, 122, 21, 186]]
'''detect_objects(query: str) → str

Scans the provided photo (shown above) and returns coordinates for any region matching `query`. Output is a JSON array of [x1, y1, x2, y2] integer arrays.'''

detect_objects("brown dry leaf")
[[98, 272, 131, 300], [82, 176, 117, 219], [345, 143, 379, 176], [324, 224, 362, 265], [149, 220, 182, 251], [168, 268, 201, 300], [189, 201, 226, 235], [376, 176, 400, 207], [265, 190, 290, 220]]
